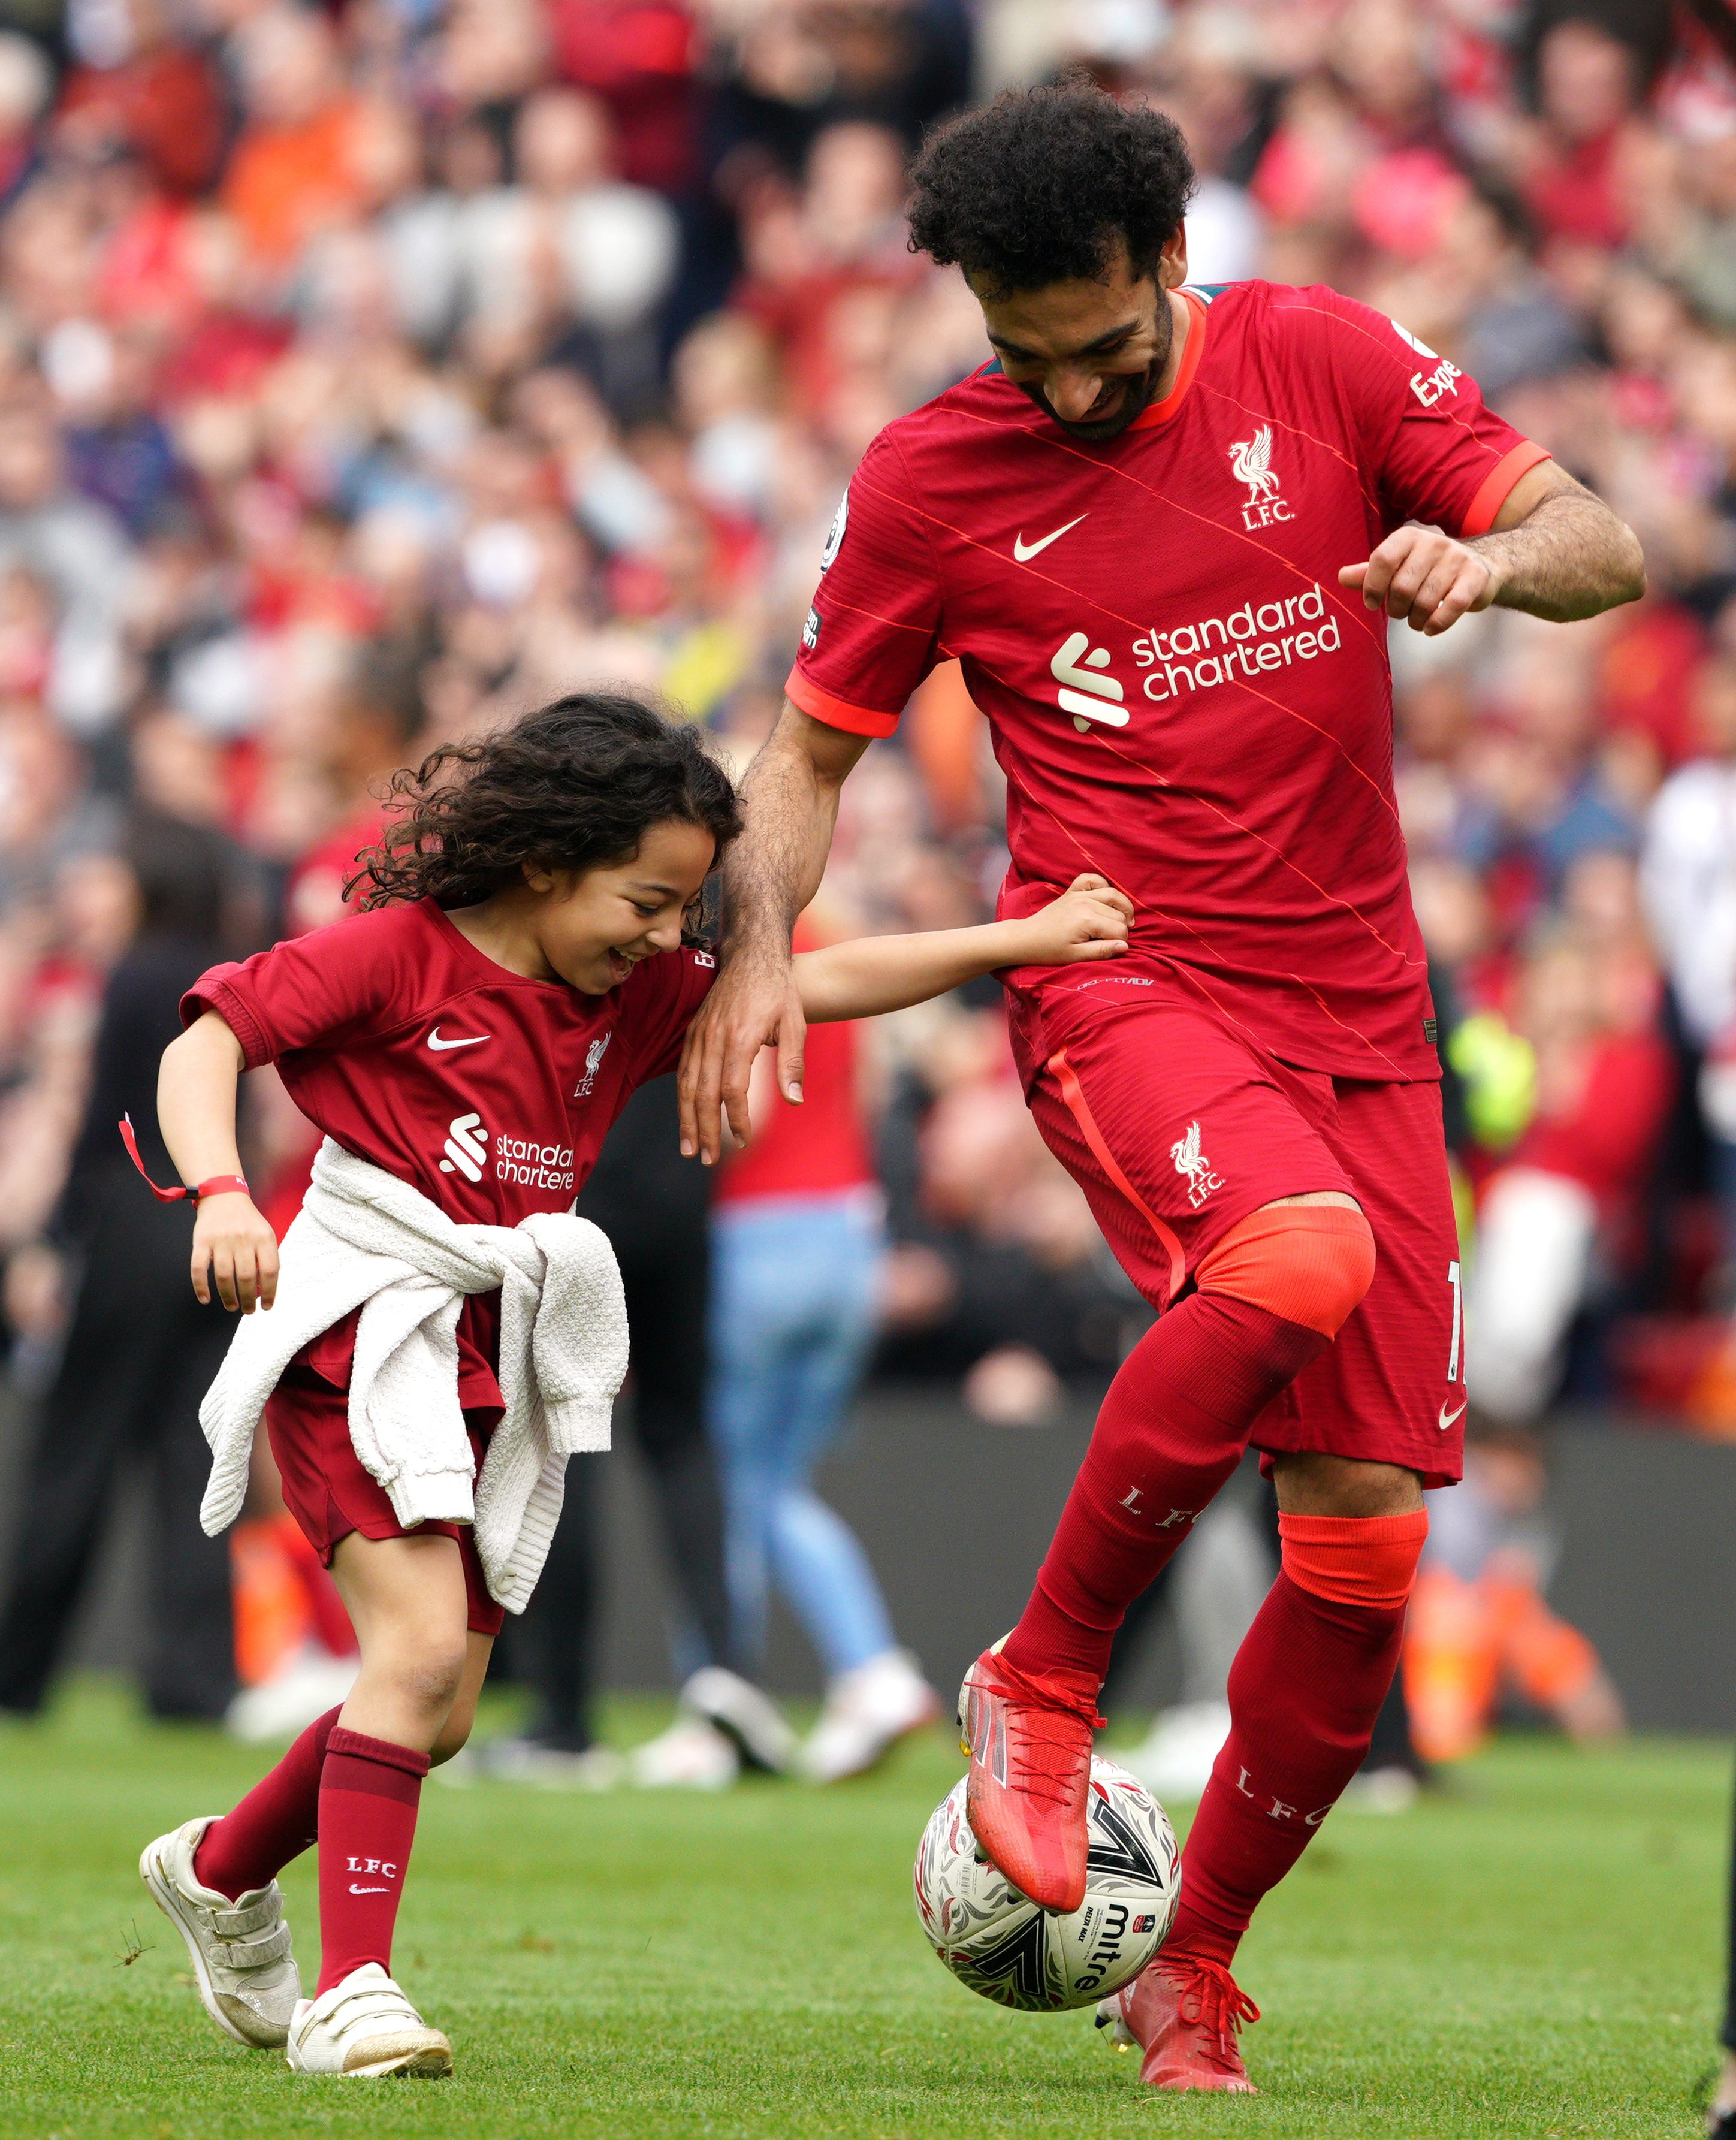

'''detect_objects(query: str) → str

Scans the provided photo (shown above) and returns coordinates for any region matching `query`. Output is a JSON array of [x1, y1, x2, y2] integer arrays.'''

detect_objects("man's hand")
[[1338, 526, 1501, 636], [192, 1190, 279, 1312], [677, 953, 807, 1166]]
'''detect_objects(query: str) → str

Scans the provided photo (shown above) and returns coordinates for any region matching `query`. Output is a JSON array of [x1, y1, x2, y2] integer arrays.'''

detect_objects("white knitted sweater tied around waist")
[[198, 1137, 628, 1612]]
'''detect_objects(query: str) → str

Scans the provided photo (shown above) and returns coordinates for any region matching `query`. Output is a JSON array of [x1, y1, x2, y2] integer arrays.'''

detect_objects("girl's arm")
[[793, 874, 1134, 1024], [158, 1010, 280, 1313]]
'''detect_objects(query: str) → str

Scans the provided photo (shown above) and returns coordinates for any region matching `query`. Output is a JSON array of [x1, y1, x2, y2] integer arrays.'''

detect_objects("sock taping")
[[1278, 1510, 1428, 1610], [1197, 1205, 1376, 1339]]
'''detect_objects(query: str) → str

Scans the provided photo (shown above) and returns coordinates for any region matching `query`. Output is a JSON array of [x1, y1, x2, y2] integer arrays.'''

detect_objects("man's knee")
[[1195, 1199, 1376, 1339]]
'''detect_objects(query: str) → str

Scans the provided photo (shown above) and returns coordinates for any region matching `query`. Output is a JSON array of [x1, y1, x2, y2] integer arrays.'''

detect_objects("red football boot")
[[1097, 1952, 1260, 2092], [956, 1640, 1104, 1913]]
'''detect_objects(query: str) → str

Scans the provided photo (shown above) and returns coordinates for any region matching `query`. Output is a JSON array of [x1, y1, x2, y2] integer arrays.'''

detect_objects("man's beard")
[[1016, 295, 1175, 443]]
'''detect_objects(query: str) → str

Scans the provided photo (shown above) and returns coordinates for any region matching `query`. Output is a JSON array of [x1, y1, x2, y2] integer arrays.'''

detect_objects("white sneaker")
[[475, 1737, 624, 1791], [679, 1667, 797, 1773], [139, 1816, 301, 2048], [1116, 1700, 1233, 1803], [799, 1648, 942, 1782], [285, 1962, 452, 2078], [225, 1645, 358, 1744], [629, 1716, 739, 1789]]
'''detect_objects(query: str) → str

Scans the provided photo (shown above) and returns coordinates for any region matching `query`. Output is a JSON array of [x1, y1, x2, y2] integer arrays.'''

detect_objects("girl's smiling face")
[[526, 817, 718, 994]]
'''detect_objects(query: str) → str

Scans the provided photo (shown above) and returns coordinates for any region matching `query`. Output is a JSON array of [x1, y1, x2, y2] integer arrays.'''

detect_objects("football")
[[913, 1756, 1179, 2012]]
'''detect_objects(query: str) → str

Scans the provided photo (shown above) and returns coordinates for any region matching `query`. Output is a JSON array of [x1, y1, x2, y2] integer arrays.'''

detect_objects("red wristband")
[[117, 1117, 249, 1205]]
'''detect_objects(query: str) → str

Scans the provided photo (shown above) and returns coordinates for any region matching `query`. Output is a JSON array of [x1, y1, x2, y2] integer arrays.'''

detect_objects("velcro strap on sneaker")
[[211, 1895, 281, 1940], [330, 1989, 421, 2035], [221, 1920, 293, 1969]]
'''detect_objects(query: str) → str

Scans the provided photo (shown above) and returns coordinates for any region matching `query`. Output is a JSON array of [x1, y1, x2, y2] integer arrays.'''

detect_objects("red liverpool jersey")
[[787, 280, 1548, 1082], [185, 897, 715, 1399]]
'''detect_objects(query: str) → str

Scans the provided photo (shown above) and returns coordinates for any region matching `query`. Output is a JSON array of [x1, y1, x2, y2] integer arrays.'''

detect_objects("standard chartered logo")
[[1050, 632, 1129, 731], [1049, 581, 1346, 731], [436, 1113, 575, 1190], [1132, 581, 1342, 703], [438, 1113, 488, 1182]]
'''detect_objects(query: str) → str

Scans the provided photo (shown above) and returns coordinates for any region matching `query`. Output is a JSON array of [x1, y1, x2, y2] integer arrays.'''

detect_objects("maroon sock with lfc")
[[192, 1705, 343, 1901], [315, 1727, 430, 1993], [1166, 1513, 1428, 1968], [1000, 1295, 1326, 1681]]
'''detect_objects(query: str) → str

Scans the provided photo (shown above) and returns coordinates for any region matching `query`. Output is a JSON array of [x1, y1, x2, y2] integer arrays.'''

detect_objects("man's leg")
[[1160, 1450, 1423, 1969], [961, 1011, 1374, 1913], [1109, 1077, 1460, 2091], [965, 1193, 1376, 1911]]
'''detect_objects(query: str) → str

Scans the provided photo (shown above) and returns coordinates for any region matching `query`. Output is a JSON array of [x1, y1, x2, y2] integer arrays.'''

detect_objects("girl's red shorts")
[[1008, 971, 1466, 1489], [264, 1366, 506, 1636]]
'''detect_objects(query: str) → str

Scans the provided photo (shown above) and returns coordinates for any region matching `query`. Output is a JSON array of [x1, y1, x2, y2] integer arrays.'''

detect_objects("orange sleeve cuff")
[[1460, 440, 1552, 539], [784, 665, 902, 739], [1279, 1510, 1429, 1610]]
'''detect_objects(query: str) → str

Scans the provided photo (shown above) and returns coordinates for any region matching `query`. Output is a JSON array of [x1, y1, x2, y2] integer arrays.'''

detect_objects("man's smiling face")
[[970, 228, 1188, 444]]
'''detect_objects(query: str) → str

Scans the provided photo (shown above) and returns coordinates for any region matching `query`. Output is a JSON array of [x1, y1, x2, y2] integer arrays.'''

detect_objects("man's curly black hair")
[[907, 79, 1194, 296], [348, 690, 741, 935]]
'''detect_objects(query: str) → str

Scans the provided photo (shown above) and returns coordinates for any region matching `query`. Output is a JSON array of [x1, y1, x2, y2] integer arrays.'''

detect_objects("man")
[[679, 82, 1644, 2092]]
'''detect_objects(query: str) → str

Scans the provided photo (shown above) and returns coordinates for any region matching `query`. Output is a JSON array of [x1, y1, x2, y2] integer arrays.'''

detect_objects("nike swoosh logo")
[[348, 1884, 390, 1894], [1438, 1400, 1466, 1432], [1013, 515, 1087, 562], [428, 1027, 490, 1051]]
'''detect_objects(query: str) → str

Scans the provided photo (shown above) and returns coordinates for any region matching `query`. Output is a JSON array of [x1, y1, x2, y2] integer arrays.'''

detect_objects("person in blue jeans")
[[709, 920, 939, 1779]]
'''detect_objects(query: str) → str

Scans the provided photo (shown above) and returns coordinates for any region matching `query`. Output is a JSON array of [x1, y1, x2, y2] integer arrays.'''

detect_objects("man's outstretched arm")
[[1339, 460, 1646, 636], [677, 703, 869, 1164]]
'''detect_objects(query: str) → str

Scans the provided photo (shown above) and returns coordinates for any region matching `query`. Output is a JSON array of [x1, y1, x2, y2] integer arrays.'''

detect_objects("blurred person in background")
[[710, 905, 940, 1782], [0, 811, 247, 1720], [480, 1074, 797, 1792], [1405, 1420, 1625, 1764], [1465, 891, 1673, 1424], [1643, 653, 1736, 1294]]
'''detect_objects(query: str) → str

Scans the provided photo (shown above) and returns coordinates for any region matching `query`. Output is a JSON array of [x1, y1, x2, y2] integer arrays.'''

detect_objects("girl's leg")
[[191, 1547, 488, 1904], [315, 1531, 471, 1993], [194, 1705, 343, 1900]]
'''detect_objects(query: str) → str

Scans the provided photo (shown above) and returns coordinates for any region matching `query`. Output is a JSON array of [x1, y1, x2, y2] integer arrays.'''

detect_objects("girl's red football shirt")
[[184, 896, 715, 1401]]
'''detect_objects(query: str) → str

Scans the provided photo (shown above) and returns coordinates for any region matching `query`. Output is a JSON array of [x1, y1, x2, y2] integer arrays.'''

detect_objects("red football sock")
[[192, 1705, 342, 1901], [1167, 1513, 1427, 1967], [315, 1726, 429, 1993], [1001, 1295, 1326, 1681]]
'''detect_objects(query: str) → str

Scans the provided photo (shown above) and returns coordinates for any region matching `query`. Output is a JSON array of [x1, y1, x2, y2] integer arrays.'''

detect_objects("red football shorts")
[[1009, 976, 1465, 1487], [264, 1367, 506, 1636]]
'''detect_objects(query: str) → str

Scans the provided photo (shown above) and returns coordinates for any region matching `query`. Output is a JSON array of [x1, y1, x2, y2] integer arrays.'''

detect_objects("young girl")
[[137, 689, 1131, 2080]]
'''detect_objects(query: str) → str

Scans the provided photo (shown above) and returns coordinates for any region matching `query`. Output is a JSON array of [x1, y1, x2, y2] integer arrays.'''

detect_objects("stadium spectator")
[[708, 907, 940, 1781], [0, 812, 252, 1720]]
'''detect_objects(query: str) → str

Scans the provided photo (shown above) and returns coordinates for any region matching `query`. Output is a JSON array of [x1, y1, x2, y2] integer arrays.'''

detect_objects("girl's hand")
[[1008, 874, 1134, 966], [192, 1192, 279, 1313]]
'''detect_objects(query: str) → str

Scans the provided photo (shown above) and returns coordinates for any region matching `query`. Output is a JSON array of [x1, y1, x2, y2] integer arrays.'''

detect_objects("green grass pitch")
[[0, 1681, 1726, 2139]]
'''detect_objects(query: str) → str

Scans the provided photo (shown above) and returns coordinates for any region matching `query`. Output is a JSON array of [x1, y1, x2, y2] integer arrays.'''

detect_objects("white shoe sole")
[[138, 1837, 281, 2050], [292, 2036, 454, 2079]]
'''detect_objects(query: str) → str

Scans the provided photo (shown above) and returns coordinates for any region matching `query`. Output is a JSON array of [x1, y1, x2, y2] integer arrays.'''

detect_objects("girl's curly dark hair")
[[348, 692, 742, 927], [907, 77, 1194, 296]]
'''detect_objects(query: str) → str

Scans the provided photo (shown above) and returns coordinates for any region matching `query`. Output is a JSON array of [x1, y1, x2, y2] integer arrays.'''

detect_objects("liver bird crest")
[[1228, 425, 1280, 502]]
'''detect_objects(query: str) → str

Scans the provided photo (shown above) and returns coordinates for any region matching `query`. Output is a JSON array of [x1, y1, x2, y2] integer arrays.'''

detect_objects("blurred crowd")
[[0, 0, 1730, 1525]]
